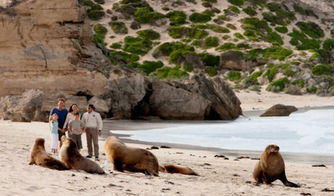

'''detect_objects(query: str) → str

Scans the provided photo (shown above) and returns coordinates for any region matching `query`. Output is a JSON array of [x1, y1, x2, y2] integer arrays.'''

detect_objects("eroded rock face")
[[0, 89, 44, 122], [0, 0, 109, 98], [260, 104, 298, 117]]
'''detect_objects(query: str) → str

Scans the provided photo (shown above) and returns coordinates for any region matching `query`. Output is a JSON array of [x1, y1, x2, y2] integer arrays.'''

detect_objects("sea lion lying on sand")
[[253, 144, 300, 187], [60, 136, 105, 174], [160, 164, 199, 176], [29, 138, 68, 170], [104, 136, 159, 176]]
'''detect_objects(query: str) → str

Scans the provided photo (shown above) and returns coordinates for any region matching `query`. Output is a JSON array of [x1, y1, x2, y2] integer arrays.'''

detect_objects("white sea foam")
[[112, 109, 334, 155]]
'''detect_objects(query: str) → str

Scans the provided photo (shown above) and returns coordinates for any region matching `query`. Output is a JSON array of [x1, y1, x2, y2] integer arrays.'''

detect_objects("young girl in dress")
[[50, 113, 61, 154]]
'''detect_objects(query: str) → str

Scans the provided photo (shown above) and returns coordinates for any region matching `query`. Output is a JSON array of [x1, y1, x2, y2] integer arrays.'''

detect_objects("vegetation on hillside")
[[81, 0, 334, 96]]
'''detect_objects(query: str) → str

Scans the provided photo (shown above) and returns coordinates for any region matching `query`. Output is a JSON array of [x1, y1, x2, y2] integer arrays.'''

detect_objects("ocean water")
[[111, 109, 334, 155]]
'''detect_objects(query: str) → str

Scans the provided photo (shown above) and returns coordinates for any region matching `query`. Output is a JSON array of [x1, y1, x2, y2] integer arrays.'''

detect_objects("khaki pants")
[[85, 127, 99, 158]]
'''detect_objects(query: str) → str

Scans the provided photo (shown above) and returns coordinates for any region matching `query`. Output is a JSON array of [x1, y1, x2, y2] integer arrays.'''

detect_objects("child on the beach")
[[49, 113, 61, 154], [68, 113, 84, 152]]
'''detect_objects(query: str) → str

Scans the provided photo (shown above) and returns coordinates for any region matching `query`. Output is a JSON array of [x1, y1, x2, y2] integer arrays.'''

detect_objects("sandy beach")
[[1, 120, 333, 196]]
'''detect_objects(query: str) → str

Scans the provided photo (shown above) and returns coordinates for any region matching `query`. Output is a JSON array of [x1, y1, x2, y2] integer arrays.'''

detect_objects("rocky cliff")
[[0, 0, 242, 121]]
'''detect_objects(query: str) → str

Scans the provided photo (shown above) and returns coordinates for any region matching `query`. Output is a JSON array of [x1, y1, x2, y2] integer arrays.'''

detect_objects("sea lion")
[[29, 138, 68, 170], [253, 144, 300, 187], [59, 136, 105, 174], [161, 164, 199, 176], [104, 136, 159, 176]]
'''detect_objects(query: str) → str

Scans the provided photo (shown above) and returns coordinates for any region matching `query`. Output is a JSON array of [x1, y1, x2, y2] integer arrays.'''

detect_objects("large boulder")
[[220, 51, 252, 71], [260, 104, 298, 117], [149, 81, 211, 120], [147, 75, 242, 120], [185, 75, 242, 120], [103, 71, 146, 119], [0, 89, 44, 122]]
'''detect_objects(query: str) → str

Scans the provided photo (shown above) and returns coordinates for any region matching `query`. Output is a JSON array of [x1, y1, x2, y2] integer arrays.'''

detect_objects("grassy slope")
[[81, 0, 334, 96]]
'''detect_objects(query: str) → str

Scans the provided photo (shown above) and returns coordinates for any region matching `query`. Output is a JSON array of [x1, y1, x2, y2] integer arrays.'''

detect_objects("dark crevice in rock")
[[74, 91, 93, 101]]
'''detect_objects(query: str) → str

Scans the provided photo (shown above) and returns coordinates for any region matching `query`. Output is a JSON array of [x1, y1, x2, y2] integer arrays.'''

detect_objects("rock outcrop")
[[0, 89, 44, 122], [0, 0, 242, 121], [260, 104, 298, 117]]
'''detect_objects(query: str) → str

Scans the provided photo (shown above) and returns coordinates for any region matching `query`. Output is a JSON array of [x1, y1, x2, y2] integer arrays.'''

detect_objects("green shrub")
[[266, 32, 283, 45], [243, 6, 257, 16], [94, 24, 107, 34], [183, 64, 193, 72], [264, 66, 278, 82], [199, 53, 220, 66], [123, 36, 153, 55], [189, 12, 212, 23], [225, 6, 240, 14], [242, 77, 259, 88], [311, 64, 334, 76], [169, 49, 196, 64], [331, 30, 334, 37], [263, 46, 293, 60], [292, 79, 304, 88], [280, 63, 296, 77], [167, 11, 187, 26], [134, 7, 164, 24], [234, 33, 245, 39], [154, 42, 194, 57], [207, 67, 218, 76], [207, 24, 230, 33], [110, 21, 128, 34], [156, 67, 189, 79], [216, 43, 237, 51], [267, 77, 289, 92], [237, 43, 250, 49], [226, 23, 237, 30], [92, 24, 107, 45], [110, 42, 122, 49], [138, 61, 164, 74], [296, 22, 324, 39], [88, 9, 105, 20], [168, 26, 209, 39], [306, 86, 317, 94], [228, 0, 244, 6], [226, 71, 241, 81], [222, 35, 230, 40], [204, 36, 220, 48], [92, 34, 106, 45], [275, 26, 288, 34], [137, 29, 160, 40], [288, 28, 321, 50], [323, 39, 334, 51], [108, 50, 139, 64]]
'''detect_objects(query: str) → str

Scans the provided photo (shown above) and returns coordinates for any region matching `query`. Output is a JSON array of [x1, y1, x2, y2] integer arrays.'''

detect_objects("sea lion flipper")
[[113, 159, 124, 172], [283, 181, 300, 188]]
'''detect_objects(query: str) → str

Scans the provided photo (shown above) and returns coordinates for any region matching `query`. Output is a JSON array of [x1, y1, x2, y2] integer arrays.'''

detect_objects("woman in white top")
[[64, 104, 79, 134]]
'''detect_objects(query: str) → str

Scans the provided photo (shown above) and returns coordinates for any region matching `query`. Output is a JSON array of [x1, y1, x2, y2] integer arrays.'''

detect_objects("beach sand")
[[0, 120, 333, 196]]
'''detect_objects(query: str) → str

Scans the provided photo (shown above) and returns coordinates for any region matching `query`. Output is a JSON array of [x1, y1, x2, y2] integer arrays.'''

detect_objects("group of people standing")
[[49, 98, 103, 161]]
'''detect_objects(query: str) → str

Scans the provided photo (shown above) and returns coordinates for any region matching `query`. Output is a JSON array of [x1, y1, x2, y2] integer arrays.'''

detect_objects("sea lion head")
[[61, 135, 78, 151], [265, 144, 280, 154], [34, 138, 46, 151]]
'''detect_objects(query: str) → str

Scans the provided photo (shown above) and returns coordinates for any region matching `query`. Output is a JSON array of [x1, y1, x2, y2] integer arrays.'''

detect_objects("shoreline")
[[103, 121, 334, 166], [1, 120, 334, 195]]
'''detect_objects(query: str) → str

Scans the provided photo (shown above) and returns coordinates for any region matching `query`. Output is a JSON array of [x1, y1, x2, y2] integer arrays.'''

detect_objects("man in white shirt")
[[81, 104, 103, 161]]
